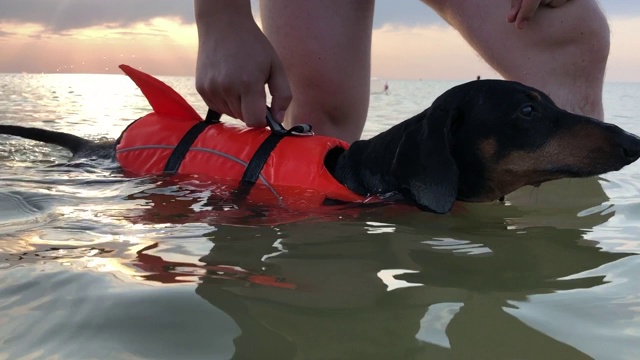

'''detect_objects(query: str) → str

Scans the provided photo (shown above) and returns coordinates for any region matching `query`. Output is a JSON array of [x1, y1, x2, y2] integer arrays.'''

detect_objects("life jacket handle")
[[205, 107, 313, 136], [204, 109, 222, 123], [265, 106, 313, 136], [236, 106, 313, 200]]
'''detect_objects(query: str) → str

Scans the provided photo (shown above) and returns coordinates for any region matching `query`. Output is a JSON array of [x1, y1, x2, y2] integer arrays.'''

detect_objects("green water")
[[1, 74, 640, 359]]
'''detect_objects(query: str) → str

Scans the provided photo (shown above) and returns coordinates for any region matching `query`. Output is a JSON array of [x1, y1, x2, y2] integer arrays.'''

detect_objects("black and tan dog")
[[1, 70, 639, 214]]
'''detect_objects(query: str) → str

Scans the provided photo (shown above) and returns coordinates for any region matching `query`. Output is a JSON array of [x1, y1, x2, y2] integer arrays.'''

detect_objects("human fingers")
[[507, 0, 522, 23], [266, 59, 292, 123], [508, 0, 543, 29], [240, 89, 268, 128], [221, 94, 243, 121], [545, 0, 571, 8], [516, 0, 542, 29], [195, 79, 237, 120]]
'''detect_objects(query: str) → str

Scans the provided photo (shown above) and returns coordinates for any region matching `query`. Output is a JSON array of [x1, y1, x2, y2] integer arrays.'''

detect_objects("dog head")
[[391, 80, 640, 213]]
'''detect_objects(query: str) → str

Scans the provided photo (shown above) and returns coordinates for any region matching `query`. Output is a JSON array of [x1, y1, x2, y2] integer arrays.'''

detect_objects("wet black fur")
[[328, 80, 640, 213], [3, 80, 640, 214]]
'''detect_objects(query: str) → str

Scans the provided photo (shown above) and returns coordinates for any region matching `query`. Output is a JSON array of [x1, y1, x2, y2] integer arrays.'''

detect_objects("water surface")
[[1, 74, 640, 359]]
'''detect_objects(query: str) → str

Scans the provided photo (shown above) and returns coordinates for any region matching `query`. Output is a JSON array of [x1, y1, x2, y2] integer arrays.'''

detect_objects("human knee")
[[591, 16, 611, 67], [287, 79, 369, 139], [565, 3, 610, 71], [282, 73, 368, 142]]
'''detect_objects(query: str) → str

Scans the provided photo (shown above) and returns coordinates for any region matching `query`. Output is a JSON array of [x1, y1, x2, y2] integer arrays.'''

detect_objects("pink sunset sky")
[[1, 1, 639, 81]]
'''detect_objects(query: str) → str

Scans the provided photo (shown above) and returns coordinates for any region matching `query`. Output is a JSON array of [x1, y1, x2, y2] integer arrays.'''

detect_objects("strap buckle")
[[265, 106, 313, 136], [206, 107, 313, 136]]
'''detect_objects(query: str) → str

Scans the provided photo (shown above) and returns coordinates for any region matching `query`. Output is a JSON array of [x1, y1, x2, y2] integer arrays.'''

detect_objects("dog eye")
[[519, 105, 535, 118]]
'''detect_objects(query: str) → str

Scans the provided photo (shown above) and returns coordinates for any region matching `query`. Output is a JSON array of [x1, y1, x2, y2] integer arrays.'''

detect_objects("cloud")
[[0, 0, 194, 33], [0, 0, 447, 35], [1, 0, 636, 36], [371, 24, 498, 80], [373, 2, 445, 28]]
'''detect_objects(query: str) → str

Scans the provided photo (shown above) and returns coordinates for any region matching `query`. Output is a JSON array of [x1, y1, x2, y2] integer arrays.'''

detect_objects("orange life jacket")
[[115, 65, 366, 210]]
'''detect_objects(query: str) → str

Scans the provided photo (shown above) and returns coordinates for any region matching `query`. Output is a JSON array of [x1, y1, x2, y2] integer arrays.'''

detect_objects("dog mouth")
[[458, 169, 588, 203]]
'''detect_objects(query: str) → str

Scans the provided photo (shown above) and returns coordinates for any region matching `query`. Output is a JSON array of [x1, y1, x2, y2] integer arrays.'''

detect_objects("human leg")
[[260, 0, 375, 142], [423, 0, 610, 120]]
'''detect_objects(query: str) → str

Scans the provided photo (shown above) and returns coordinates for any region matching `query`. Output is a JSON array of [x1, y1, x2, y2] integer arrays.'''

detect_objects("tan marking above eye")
[[527, 91, 541, 101], [478, 138, 497, 159]]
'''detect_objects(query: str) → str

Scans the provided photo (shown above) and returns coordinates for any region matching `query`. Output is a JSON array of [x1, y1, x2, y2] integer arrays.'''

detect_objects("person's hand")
[[507, 0, 571, 29], [195, 2, 291, 127]]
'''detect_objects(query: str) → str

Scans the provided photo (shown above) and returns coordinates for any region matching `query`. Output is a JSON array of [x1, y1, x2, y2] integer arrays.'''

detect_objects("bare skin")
[[194, 0, 291, 127], [260, 1, 375, 142], [425, 0, 609, 120], [194, 0, 609, 143], [507, 0, 572, 29]]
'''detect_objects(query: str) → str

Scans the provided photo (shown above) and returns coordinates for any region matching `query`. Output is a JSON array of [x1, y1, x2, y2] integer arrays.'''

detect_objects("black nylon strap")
[[162, 110, 221, 174], [240, 132, 286, 184], [161, 106, 311, 201], [236, 106, 313, 199], [204, 109, 222, 123], [265, 106, 287, 134]]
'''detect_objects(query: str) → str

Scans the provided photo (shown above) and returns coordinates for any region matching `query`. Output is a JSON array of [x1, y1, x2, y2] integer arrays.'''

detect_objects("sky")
[[1, 1, 640, 81]]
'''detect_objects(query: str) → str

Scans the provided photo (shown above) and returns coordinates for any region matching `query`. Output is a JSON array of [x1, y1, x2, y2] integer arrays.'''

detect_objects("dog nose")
[[620, 132, 640, 162], [623, 146, 640, 161]]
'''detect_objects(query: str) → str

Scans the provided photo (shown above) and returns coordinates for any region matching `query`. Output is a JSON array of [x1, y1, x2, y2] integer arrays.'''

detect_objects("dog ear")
[[391, 107, 459, 214]]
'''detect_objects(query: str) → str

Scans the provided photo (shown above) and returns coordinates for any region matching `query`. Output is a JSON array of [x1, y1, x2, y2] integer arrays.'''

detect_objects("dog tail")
[[119, 64, 202, 122], [0, 125, 91, 155]]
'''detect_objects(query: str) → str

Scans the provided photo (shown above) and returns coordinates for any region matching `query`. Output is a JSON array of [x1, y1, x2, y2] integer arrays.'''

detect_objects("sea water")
[[1, 73, 640, 359]]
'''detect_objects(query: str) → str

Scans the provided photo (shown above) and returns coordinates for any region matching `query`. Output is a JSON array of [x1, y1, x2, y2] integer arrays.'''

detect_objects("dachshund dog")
[[329, 80, 640, 212], [1, 69, 640, 214]]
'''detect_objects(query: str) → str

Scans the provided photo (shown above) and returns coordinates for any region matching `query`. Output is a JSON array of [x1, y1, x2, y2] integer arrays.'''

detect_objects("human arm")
[[194, 0, 291, 126]]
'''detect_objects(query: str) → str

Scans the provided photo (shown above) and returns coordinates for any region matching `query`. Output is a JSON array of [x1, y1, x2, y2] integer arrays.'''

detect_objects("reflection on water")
[[181, 180, 625, 359], [1, 75, 640, 359]]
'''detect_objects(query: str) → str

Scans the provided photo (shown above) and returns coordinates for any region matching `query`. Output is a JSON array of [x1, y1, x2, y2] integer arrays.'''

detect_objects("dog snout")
[[596, 121, 640, 166], [620, 131, 640, 163]]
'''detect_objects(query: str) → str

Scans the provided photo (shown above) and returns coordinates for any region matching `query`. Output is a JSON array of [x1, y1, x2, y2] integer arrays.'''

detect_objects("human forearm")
[[194, 0, 255, 32], [194, 0, 291, 126]]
